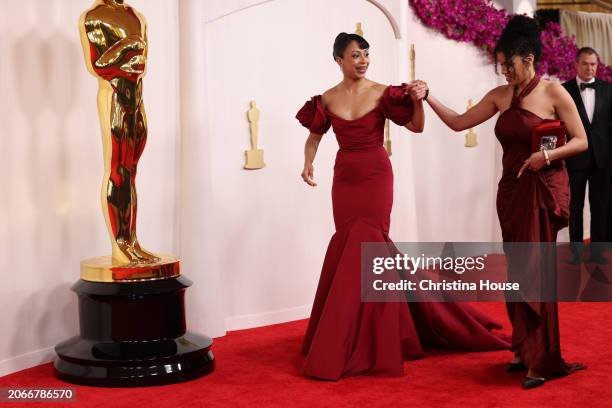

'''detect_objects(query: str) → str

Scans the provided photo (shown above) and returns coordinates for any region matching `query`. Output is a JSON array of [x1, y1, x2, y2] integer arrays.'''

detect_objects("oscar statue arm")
[[80, 14, 145, 70], [94, 34, 146, 68], [137, 10, 149, 64]]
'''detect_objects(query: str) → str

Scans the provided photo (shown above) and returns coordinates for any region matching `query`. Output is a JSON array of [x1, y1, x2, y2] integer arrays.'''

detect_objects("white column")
[[178, 0, 226, 338]]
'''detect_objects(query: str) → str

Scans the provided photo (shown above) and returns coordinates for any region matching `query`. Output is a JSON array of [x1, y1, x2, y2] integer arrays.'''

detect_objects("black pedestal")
[[54, 276, 214, 387]]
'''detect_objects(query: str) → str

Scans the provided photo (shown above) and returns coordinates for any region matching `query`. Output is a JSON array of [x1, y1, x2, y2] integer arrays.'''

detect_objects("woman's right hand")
[[301, 163, 317, 187], [408, 80, 428, 101]]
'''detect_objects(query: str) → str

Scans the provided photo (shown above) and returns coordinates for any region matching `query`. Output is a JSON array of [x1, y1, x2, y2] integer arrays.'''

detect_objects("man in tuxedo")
[[563, 47, 612, 264]]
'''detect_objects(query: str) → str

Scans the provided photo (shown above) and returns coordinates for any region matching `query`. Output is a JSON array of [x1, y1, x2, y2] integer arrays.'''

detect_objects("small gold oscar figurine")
[[465, 99, 478, 147], [410, 44, 416, 82], [244, 100, 265, 170], [355, 22, 364, 37], [384, 118, 392, 156], [78, 0, 178, 281]]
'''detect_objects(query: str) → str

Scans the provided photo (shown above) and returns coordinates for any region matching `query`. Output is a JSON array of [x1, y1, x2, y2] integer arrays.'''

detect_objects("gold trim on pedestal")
[[81, 254, 180, 283]]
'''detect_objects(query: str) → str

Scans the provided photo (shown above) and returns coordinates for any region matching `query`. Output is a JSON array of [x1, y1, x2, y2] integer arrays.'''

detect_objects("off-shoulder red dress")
[[296, 85, 509, 380]]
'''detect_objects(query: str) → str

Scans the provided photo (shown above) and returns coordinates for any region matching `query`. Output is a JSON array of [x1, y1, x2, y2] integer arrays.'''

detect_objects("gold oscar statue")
[[54, 1, 214, 387], [355, 22, 364, 37], [78, 0, 178, 281], [244, 100, 265, 169], [465, 99, 478, 147]]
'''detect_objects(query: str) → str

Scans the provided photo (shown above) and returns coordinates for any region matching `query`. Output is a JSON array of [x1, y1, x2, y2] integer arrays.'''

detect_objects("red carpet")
[[1, 302, 610, 407]]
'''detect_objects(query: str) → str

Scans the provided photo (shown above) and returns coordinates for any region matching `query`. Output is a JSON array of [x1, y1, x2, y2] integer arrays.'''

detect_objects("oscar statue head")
[[102, 0, 125, 6]]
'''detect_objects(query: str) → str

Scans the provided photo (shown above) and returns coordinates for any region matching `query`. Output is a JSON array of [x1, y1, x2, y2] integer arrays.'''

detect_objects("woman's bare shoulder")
[[489, 84, 512, 96], [483, 84, 513, 105], [541, 80, 575, 108], [542, 79, 567, 96], [368, 81, 388, 95], [321, 84, 341, 106], [369, 81, 387, 89]]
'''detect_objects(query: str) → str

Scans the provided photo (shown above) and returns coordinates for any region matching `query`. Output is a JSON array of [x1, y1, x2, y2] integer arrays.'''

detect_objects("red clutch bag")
[[531, 120, 566, 161]]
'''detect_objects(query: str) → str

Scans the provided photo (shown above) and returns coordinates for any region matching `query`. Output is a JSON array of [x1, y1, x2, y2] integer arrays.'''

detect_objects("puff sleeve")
[[380, 84, 415, 126], [295, 95, 331, 135]]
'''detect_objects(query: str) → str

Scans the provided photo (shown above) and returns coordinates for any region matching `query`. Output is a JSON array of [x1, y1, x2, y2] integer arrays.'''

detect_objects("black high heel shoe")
[[506, 362, 527, 372], [522, 376, 546, 389]]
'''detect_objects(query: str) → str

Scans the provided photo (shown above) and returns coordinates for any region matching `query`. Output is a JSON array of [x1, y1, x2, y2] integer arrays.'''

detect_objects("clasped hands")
[[404, 80, 548, 179], [404, 80, 429, 101]]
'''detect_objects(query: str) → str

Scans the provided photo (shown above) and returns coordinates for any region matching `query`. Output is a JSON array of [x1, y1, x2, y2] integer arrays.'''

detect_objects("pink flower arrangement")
[[538, 22, 577, 79], [410, 0, 612, 82]]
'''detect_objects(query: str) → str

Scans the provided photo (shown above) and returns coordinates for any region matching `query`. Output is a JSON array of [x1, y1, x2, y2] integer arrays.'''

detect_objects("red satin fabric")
[[495, 76, 583, 377], [296, 86, 509, 380]]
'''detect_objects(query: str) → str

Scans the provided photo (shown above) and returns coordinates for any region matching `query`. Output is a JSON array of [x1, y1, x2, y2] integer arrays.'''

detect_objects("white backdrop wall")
[[2, 0, 561, 377]]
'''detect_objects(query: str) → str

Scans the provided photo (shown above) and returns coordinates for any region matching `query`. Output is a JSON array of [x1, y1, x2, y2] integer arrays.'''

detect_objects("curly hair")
[[494, 15, 541, 63]]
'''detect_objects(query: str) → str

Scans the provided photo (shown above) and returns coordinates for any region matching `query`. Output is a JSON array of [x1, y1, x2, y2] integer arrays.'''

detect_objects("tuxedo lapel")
[[592, 79, 604, 125], [567, 79, 591, 128]]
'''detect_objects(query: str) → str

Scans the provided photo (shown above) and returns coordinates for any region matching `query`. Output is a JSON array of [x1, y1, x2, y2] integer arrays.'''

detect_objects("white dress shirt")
[[576, 76, 596, 123]]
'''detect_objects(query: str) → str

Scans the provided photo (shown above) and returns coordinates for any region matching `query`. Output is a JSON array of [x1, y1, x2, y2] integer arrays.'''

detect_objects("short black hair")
[[576, 47, 599, 62], [333, 32, 369, 60], [494, 15, 541, 64]]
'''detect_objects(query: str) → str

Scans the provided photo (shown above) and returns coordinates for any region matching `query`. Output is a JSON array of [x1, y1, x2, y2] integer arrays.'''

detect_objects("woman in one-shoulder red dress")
[[295, 33, 509, 381], [422, 16, 588, 388]]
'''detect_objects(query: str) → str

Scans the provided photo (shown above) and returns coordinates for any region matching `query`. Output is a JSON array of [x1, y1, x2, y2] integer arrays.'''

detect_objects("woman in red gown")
[[295, 32, 509, 381], [421, 16, 588, 388]]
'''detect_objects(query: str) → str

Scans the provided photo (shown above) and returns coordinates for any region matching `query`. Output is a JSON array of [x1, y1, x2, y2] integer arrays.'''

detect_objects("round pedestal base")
[[54, 276, 214, 387], [55, 332, 213, 387]]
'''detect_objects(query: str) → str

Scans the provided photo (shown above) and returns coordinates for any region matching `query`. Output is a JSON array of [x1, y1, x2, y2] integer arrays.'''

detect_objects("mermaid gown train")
[[296, 85, 509, 380]]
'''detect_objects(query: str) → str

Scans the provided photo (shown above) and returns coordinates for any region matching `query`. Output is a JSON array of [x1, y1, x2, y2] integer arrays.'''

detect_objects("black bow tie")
[[580, 82, 596, 91]]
